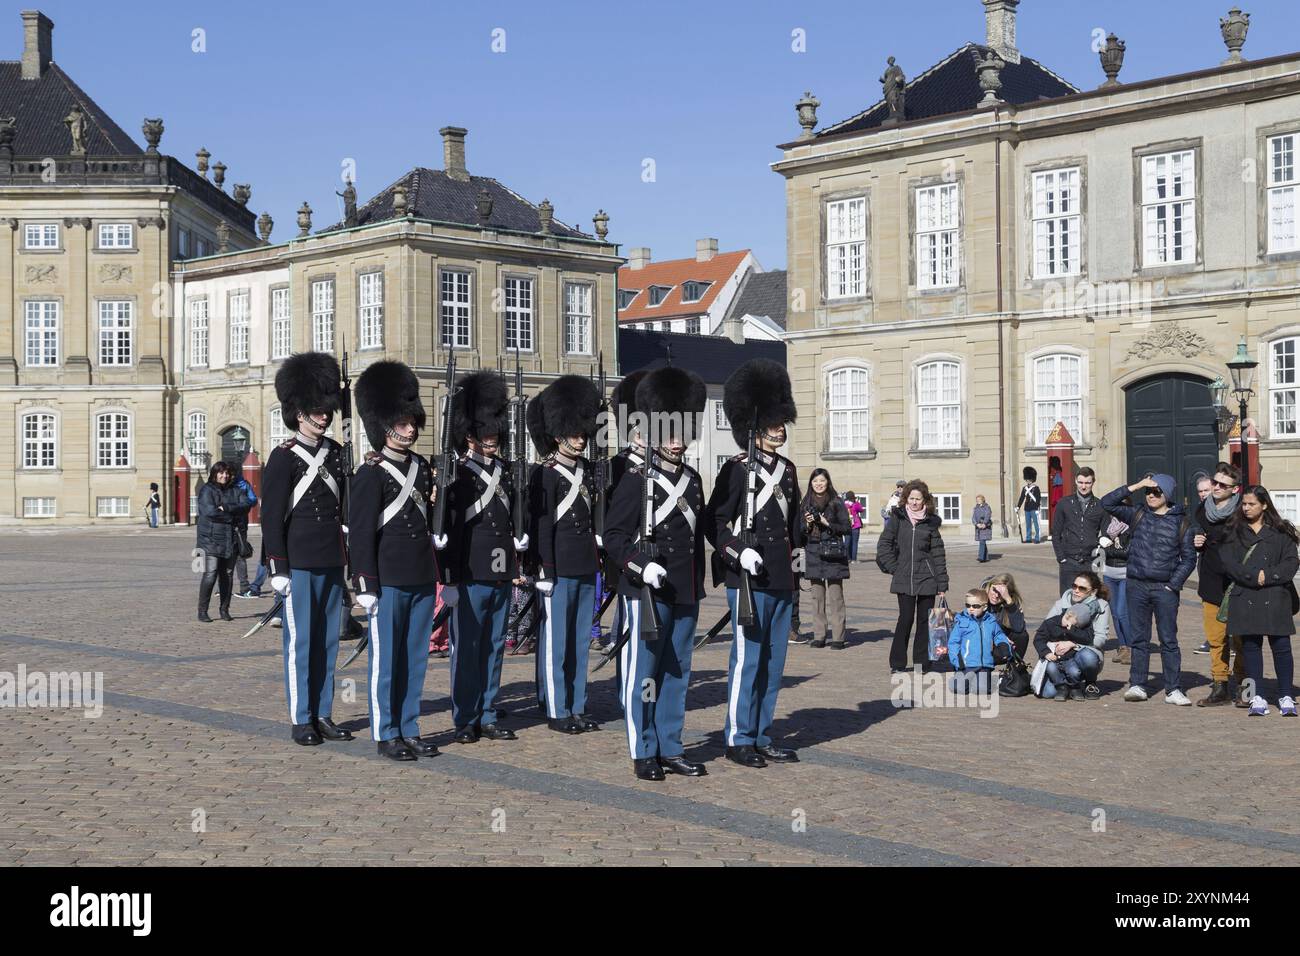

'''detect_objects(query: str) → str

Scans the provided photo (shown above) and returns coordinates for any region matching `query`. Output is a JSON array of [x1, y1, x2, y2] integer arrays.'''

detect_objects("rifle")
[[430, 351, 458, 539], [510, 346, 528, 542], [591, 352, 609, 542], [734, 414, 760, 628], [637, 450, 663, 640]]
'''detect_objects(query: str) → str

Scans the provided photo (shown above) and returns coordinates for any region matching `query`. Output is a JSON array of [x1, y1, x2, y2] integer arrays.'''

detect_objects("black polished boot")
[[1198, 681, 1233, 707], [548, 716, 582, 735], [314, 717, 353, 741], [480, 723, 516, 740], [572, 714, 600, 732], [291, 723, 322, 746], [217, 569, 233, 621], [755, 744, 799, 763], [725, 745, 767, 768], [377, 738, 416, 761], [659, 755, 707, 777], [402, 736, 438, 757], [452, 725, 480, 744], [633, 758, 666, 781], [198, 573, 216, 622]]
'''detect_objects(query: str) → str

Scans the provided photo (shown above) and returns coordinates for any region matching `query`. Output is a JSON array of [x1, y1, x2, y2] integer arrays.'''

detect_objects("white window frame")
[[269, 406, 291, 445], [1032, 353, 1083, 445], [826, 196, 867, 299], [1270, 337, 1299, 437], [1141, 150, 1197, 267], [1268, 133, 1299, 255], [358, 271, 384, 349], [617, 289, 639, 310], [504, 276, 534, 352], [1272, 491, 1300, 526], [564, 282, 593, 355], [1032, 168, 1081, 278], [187, 410, 208, 460], [827, 365, 870, 452], [229, 291, 250, 364], [95, 411, 132, 469], [23, 497, 57, 518], [685, 316, 701, 335], [935, 493, 962, 526], [440, 269, 472, 349], [646, 285, 672, 307], [917, 360, 962, 450], [178, 229, 191, 259], [271, 287, 291, 360], [24, 300, 59, 367], [22, 412, 57, 469], [24, 223, 59, 249], [98, 300, 133, 367], [715, 403, 730, 430], [188, 297, 209, 367], [915, 183, 960, 290], [96, 496, 131, 517], [311, 278, 335, 353], [681, 280, 712, 303], [97, 223, 133, 249]]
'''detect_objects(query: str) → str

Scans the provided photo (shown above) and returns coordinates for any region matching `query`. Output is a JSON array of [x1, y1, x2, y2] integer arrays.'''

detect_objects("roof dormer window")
[[681, 280, 712, 303], [617, 289, 640, 310], [647, 285, 673, 307]]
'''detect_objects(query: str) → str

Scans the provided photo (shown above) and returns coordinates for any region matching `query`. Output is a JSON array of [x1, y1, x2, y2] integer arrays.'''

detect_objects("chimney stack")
[[982, 0, 1020, 64], [21, 10, 53, 81], [629, 247, 651, 270], [696, 237, 718, 262], [440, 126, 469, 182]]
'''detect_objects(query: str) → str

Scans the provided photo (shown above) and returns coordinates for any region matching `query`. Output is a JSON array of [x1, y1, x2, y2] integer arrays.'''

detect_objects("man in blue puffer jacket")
[[1101, 473, 1197, 705], [945, 588, 1012, 694]]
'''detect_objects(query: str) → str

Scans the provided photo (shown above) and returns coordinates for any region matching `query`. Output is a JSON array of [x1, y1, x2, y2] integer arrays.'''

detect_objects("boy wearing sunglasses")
[[940, 588, 1013, 694]]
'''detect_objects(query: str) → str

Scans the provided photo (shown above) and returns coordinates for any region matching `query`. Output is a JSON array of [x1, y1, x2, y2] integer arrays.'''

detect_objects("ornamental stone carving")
[[219, 394, 251, 422], [1124, 323, 1210, 360], [99, 264, 133, 283], [26, 264, 56, 283]]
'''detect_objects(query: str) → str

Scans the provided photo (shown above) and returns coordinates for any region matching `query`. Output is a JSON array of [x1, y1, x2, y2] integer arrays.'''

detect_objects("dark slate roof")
[[320, 167, 591, 238], [617, 328, 785, 386], [725, 268, 787, 330], [817, 44, 1077, 139], [0, 62, 142, 155]]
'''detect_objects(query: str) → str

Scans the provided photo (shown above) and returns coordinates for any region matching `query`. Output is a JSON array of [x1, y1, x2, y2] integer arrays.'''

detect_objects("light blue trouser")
[[724, 587, 793, 748], [620, 595, 698, 760], [537, 574, 597, 719], [1024, 510, 1040, 543], [282, 567, 344, 725], [368, 583, 437, 741], [450, 581, 511, 729]]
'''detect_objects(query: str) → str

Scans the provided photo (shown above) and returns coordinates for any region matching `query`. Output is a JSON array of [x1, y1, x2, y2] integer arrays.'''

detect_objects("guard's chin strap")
[[386, 426, 417, 447], [559, 437, 585, 457], [656, 447, 684, 466]]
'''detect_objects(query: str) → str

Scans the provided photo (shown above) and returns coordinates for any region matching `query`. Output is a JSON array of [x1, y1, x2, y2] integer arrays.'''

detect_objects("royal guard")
[[604, 366, 709, 781], [349, 360, 441, 762], [705, 358, 801, 768], [261, 352, 354, 747], [527, 375, 602, 734], [443, 371, 526, 743]]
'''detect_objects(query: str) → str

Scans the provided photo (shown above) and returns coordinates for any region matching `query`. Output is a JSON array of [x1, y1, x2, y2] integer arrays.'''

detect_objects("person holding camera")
[[801, 469, 851, 648]]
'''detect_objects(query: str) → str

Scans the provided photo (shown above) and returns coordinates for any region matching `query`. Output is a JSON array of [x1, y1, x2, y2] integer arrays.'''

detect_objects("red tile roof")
[[617, 249, 750, 322]]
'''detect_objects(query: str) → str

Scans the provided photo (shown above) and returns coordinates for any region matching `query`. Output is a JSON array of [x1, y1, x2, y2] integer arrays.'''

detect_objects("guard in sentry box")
[[604, 366, 709, 781], [526, 374, 603, 735], [442, 371, 526, 744], [260, 352, 354, 747], [349, 360, 443, 762]]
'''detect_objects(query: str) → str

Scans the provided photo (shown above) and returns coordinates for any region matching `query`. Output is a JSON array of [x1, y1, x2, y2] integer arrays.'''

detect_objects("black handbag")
[[818, 532, 848, 562], [235, 528, 254, 560], [999, 657, 1031, 697]]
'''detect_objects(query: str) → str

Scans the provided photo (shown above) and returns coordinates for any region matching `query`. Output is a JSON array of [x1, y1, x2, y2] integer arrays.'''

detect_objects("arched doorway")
[[218, 425, 251, 474], [1124, 373, 1219, 508]]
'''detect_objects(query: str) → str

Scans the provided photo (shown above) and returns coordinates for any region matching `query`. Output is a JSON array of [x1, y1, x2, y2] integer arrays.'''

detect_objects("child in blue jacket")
[[946, 588, 1012, 685]]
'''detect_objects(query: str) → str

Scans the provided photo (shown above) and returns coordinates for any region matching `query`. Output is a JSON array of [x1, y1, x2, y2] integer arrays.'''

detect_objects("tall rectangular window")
[[828, 367, 869, 452], [1271, 338, 1298, 436], [1032, 168, 1081, 277], [564, 282, 592, 354], [98, 300, 132, 366], [1271, 491, 1300, 526], [440, 270, 472, 348], [311, 279, 335, 353], [504, 276, 534, 351], [24, 223, 58, 249], [1033, 354, 1082, 444], [826, 197, 867, 299], [916, 183, 960, 289], [1268, 133, 1298, 254], [97, 223, 133, 249], [935, 494, 962, 525], [271, 287, 291, 360], [22, 413, 57, 469], [189, 297, 209, 366], [685, 316, 701, 335], [24, 301, 59, 366], [358, 272, 384, 349], [95, 412, 131, 468], [918, 361, 961, 449], [228, 292, 250, 364], [1142, 150, 1196, 266]]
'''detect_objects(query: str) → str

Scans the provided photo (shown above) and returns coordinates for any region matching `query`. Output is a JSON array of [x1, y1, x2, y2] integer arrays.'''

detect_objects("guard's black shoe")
[[725, 745, 766, 768], [291, 723, 322, 746], [377, 739, 416, 761], [756, 744, 799, 763], [573, 714, 601, 732], [315, 717, 353, 741], [548, 716, 582, 735], [401, 736, 438, 757], [633, 758, 665, 781], [453, 726, 479, 744], [658, 755, 707, 777], [480, 723, 516, 740]]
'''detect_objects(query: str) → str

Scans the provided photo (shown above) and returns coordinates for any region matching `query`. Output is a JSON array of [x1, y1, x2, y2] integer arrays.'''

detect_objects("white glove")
[[433, 534, 448, 551], [341, 524, 349, 535], [740, 549, 763, 575], [271, 575, 292, 596], [536, 580, 555, 596], [642, 562, 667, 589], [440, 586, 460, 609], [355, 592, 378, 612], [513, 534, 530, 552], [595, 535, 604, 549], [1098, 536, 1112, 549]]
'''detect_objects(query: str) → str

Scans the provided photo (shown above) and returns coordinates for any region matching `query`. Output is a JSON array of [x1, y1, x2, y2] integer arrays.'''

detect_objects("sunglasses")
[[965, 602, 988, 609], [1071, 584, 1092, 592], [1211, 479, 1235, 490], [1145, 488, 1165, 497]]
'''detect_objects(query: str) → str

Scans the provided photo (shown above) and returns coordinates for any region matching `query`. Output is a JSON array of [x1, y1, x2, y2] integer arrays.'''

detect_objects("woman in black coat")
[[875, 479, 949, 672], [1219, 486, 1299, 716], [196, 461, 244, 622], [801, 468, 851, 648]]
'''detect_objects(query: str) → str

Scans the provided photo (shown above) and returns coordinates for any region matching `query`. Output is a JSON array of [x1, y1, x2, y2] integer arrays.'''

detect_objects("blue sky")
[[15, 0, 1299, 269]]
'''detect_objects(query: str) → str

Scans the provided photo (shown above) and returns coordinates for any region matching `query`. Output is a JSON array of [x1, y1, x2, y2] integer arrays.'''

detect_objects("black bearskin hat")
[[1023, 466, 1038, 482], [528, 375, 601, 455], [275, 351, 341, 433], [722, 358, 797, 448], [356, 360, 426, 452], [635, 366, 706, 445], [451, 370, 509, 450], [610, 369, 648, 419]]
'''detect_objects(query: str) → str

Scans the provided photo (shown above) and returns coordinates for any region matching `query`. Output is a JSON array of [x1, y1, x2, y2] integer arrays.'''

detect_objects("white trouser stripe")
[[727, 603, 746, 746], [543, 592, 557, 718], [285, 584, 300, 722], [368, 602, 382, 739], [623, 597, 639, 758]]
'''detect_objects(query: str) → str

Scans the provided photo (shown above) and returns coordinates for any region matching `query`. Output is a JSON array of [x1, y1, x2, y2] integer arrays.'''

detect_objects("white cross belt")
[[653, 470, 695, 534], [552, 461, 585, 520], [379, 459, 425, 528], [289, 443, 339, 511], [465, 457, 502, 518]]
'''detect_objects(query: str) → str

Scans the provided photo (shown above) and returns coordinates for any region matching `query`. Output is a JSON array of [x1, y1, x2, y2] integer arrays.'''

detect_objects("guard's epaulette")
[[730, 453, 747, 463], [363, 451, 382, 466], [627, 463, 644, 476], [279, 439, 295, 449]]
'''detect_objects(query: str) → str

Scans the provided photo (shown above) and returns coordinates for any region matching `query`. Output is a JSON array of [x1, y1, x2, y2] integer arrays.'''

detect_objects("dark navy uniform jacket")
[[530, 454, 598, 580], [706, 451, 802, 591], [260, 435, 347, 574], [445, 451, 521, 585], [604, 455, 706, 607], [348, 448, 440, 595]]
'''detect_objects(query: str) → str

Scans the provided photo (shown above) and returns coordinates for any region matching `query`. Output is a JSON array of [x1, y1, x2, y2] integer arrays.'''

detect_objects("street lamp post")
[[1226, 337, 1259, 486], [232, 426, 249, 478]]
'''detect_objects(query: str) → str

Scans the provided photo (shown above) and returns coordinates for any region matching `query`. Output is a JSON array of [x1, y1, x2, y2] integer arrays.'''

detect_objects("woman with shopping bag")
[[876, 479, 949, 673]]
